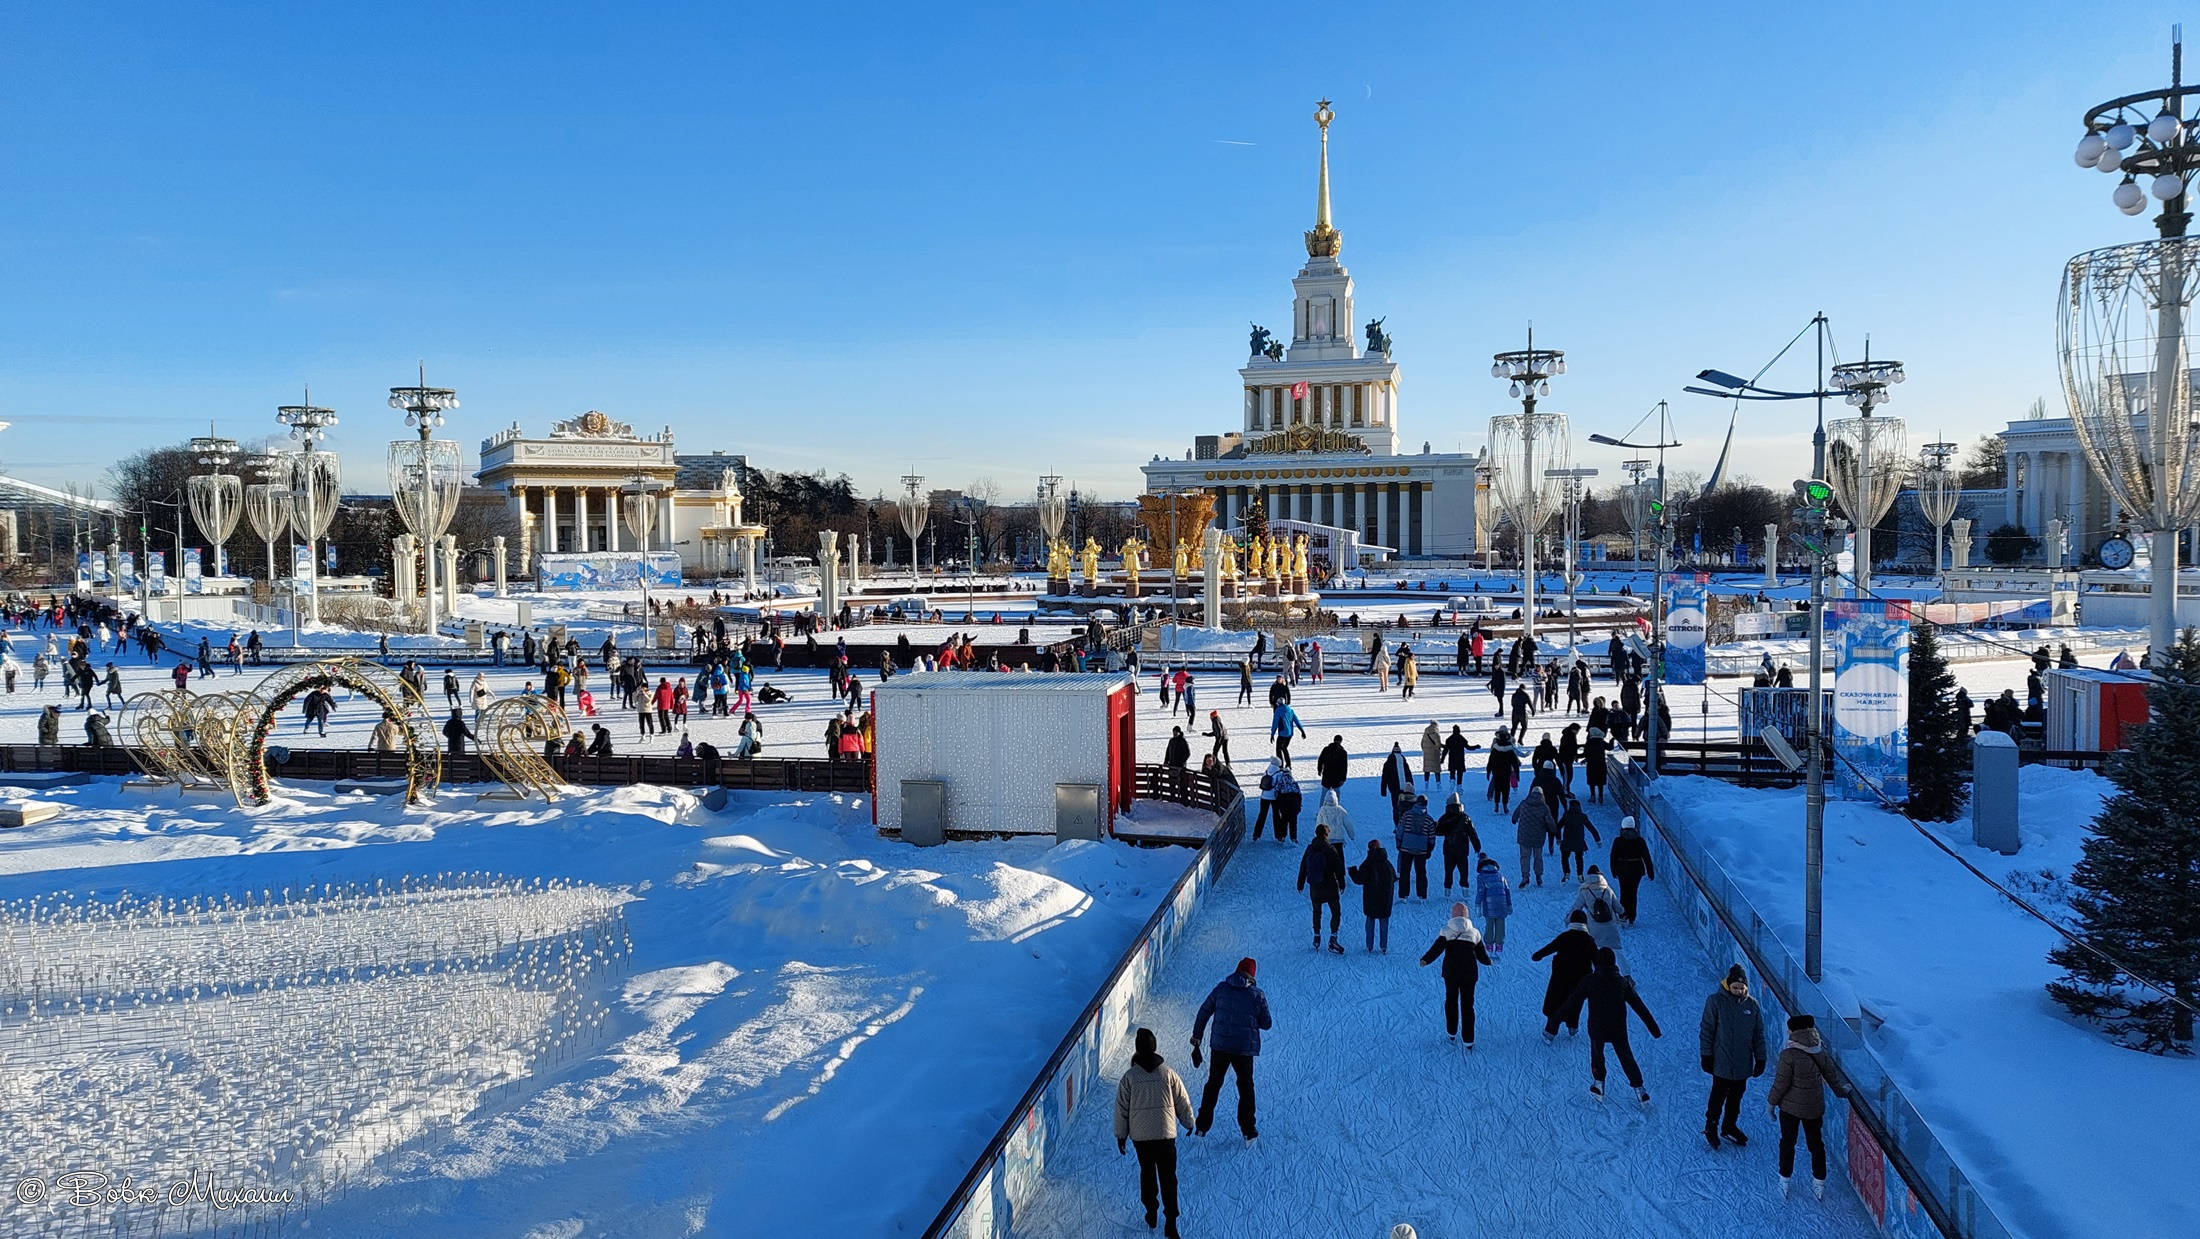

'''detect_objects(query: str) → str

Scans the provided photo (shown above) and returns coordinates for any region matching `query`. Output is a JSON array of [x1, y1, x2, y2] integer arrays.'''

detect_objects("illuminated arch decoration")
[[229, 659, 442, 806], [478, 695, 568, 802], [122, 689, 206, 786]]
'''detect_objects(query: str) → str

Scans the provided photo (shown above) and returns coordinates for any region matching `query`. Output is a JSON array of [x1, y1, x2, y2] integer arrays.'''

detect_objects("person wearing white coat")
[[1315, 787, 1355, 840]]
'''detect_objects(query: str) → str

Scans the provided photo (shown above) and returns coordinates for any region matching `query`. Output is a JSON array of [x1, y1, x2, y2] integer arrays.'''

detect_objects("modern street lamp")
[[186, 426, 241, 580], [1546, 466, 1598, 649], [898, 474, 928, 589], [1687, 313, 1835, 480], [1827, 354, 1908, 598], [952, 497, 981, 621], [1588, 409, 1682, 777], [2063, 30, 2200, 663], [386, 366, 461, 636], [1488, 329, 1569, 644], [1917, 439, 1961, 584], [274, 395, 340, 624], [1790, 477, 1845, 982]]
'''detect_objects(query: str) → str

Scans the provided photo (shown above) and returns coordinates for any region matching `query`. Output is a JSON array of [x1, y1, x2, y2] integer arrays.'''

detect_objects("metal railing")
[[922, 784, 1246, 1237], [0, 743, 871, 794], [1616, 756, 2011, 1239]]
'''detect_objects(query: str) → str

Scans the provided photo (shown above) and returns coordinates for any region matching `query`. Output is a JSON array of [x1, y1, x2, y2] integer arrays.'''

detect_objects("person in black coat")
[[1533, 910, 1598, 1035], [1443, 724, 1474, 786], [1583, 728, 1612, 803], [1418, 903, 1494, 1045], [1608, 817, 1655, 923], [1348, 841, 1396, 953], [1377, 742, 1415, 824], [1559, 946, 1663, 1100], [1163, 726, 1193, 798], [1435, 793, 1481, 892], [1315, 735, 1349, 793], [442, 709, 476, 756], [1296, 824, 1348, 953]]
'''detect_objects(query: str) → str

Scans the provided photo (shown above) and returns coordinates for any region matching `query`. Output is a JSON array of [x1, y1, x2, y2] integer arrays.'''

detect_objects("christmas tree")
[[2046, 630, 2200, 1054], [1905, 623, 1969, 822]]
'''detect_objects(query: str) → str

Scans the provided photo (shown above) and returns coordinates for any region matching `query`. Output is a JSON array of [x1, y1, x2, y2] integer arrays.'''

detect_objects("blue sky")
[[0, 1, 2180, 502]]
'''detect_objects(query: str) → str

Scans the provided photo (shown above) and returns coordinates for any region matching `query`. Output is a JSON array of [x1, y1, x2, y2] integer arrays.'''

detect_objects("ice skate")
[[1634, 1087, 1651, 1105], [1721, 1124, 1750, 1147], [1778, 1174, 1792, 1199], [1813, 1178, 1827, 1200], [1146, 1204, 1158, 1229], [1589, 1080, 1604, 1100], [1328, 936, 1345, 955]]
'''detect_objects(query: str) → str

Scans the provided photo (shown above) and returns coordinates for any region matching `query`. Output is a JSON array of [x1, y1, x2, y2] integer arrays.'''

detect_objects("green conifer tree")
[[2046, 630, 2200, 1053], [1905, 623, 1969, 822]]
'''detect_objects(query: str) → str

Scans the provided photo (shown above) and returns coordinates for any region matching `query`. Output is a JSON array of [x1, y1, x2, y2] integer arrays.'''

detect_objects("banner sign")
[[148, 552, 166, 597], [89, 551, 108, 585], [536, 551, 683, 592], [75, 552, 91, 590], [1829, 599, 1910, 803], [117, 552, 136, 592], [292, 544, 314, 595], [326, 544, 338, 572], [1662, 574, 1709, 686], [183, 549, 203, 594]]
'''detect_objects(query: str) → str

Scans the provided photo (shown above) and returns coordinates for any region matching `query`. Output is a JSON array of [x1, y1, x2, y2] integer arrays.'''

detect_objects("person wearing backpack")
[[1512, 789, 1554, 888], [1251, 759, 1280, 839], [1297, 823, 1349, 954], [1418, 902, 1494, 1046], [1572, 868, 1626, 962], [1472, 855, 1513, 955], [1348, 839, 1397, 954], [1272, 763, 1305, 843], [1393, 794, 1437, 900]]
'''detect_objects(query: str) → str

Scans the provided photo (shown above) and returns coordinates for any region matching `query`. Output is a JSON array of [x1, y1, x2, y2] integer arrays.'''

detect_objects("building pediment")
[[550, 409, 635, 439], [1244, 424, 1372, 456]]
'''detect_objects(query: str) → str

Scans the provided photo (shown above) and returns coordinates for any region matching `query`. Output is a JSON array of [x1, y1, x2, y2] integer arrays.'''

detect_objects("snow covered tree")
[[2047, 629, 2200, 1053], [1905, 623, 1968, 822]]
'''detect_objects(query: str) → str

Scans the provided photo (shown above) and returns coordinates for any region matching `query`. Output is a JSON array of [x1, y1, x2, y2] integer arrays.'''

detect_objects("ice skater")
[[1700, 964, 1768, 1151], [1418, 902, 1493, 1046], [1115, 1027, 1193, 1237], [1557, 946, 1662, 1102], [1768, 1014, 1846, 1199], [1190, 958, 1271, 1142], [1297, 822, 1348, 953]]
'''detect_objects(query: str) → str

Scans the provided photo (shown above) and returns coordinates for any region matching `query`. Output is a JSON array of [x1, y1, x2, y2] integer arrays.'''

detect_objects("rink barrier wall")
[[0, 744, 873, 794], [922, 787, 1247, 1239], [1615, 760, 2002, 1239]]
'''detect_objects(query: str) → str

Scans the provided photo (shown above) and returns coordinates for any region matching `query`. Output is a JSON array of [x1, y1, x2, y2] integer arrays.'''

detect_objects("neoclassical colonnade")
[[510, 483, 675, 563], [1241, 381, 1396, 433]]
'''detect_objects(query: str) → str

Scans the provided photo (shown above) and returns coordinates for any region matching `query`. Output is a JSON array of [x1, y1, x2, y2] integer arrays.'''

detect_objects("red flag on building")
[[1291, 380, 1309, 401]]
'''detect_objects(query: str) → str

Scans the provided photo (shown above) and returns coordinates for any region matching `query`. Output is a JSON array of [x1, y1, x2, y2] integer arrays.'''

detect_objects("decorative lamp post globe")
[[186, 428, 242, 579], [274, 396, 340, 623], [898, 474, 928, 587], [243, 455, 296, 586], [1917, 439, 1961, 581], [2064, 32, 2200, 663], [1826, 356, 1907, 597], [387, 366, 461, 636], [1487, 329, 1569, 641], [622, 473, 669, 615]]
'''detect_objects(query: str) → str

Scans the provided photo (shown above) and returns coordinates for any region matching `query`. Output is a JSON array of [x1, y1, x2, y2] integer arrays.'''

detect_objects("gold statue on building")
[[1079, 537, 1101, 584], [1046, 538, 1070, 581], [1293, 533, 1310, 581], [1173, 538, 1188, 578], [1120, 537, 1145, 581]]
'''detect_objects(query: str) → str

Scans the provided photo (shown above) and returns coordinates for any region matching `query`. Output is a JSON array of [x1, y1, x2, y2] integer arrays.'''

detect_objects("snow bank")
[[1659, 770, 2197, 1239], [0, 779, 1190, 1238]]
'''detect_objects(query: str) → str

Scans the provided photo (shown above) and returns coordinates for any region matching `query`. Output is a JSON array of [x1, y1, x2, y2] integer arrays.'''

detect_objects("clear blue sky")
[[0, 1, 2183, 503]]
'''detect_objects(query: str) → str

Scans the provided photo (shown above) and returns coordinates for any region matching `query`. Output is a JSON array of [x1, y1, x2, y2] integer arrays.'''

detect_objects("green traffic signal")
[[1804, 480, 1833, 505]]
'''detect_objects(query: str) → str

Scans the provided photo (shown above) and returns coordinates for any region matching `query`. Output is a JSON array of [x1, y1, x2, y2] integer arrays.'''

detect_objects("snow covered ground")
[[0, 779, 1191, 1237], [1658, 768, 2200, 1239]]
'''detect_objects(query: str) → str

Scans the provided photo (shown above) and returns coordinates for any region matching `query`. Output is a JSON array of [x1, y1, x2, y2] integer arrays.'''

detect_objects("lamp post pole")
[[274, 396, 339, 626], [387, 367, 460, 637], [1490, 330, 1568, 645], [1589, 412, 1680, 778], [1794, 478, 1842, 983]]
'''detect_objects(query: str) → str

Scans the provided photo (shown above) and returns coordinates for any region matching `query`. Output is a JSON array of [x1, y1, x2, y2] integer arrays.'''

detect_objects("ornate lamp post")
[[1620, 458, 1652, 568], [1038, 474, 1067, 558], [386, 366, 461, 636], [898, 474, 928, 589], [623, 472, 668, 618], [1590, 413, 1682, 777], [274, 396, 340, 623], [242, 456, 294, 586], [1917, 439, 1961, 581], [1488, 330, 1569, 643], [186, 427, 241, 579], [2065, 33, 2200, 661], [1546, 466, 1597, 649], [1826, 355, 1907, 598]]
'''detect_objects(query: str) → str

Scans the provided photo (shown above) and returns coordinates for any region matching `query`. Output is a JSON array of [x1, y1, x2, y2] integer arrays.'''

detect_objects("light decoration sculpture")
[[1917, 439, 1961, 576], [388, 366, 462, 635], [898, 474, 928, 586], [1826, 355, 1907, 596], [186, 428, 242, 579], [275, 396, 341, 623], [1487, 329, 1569, 640], [243, 455, 295, 585]]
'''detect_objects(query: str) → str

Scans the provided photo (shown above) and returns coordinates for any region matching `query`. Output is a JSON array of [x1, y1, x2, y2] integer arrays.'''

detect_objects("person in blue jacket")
[[1270, 699, 1307, 765], [1190, 958, 1272, 1141]]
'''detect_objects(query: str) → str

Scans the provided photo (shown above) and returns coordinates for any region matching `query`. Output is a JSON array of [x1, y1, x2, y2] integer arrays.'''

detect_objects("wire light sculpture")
[[227, 659, 441, 807], [243, 464, 295, 584], [898, 474, 928, 586], [1915, 442, 1961, 573], [1486, 408, 1569, 639], [186, 430, 242, 578], [479, 696, 569, 802]]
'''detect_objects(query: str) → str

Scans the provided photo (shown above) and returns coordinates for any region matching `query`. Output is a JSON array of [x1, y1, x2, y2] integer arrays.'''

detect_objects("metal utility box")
[[1971, 731, 2021, 855], [901, 779, 946, 846], [1055, 783, 1103, 842]]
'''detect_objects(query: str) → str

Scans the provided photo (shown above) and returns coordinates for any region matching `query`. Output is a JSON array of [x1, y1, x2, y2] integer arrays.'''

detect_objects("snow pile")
[[0, 779, 1189, 1238], [1659, 768, 2197, 1239]]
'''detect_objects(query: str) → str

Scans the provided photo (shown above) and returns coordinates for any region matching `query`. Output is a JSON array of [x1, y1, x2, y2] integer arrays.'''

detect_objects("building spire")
[[1305, 99, 1341, 259]]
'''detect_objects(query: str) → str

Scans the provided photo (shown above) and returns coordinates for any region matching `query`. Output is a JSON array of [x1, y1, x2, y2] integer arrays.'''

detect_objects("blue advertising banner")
[[1829, 600, 1910, 803], [292, 545, 314, 595], [75, 552, 91, 590], [183, 549, 203, 594], [117, 553, 136, 592], [148, 552, 166, 597], [536, 552, 683, 592], [1662, 574, 1709, 686], [89, 551, 107, 585]]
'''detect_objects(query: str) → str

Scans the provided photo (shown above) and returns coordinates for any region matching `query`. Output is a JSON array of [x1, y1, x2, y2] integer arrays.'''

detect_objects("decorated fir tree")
[[1905, 623, 1969, 822], [2047, 630, 2200, 1053]]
